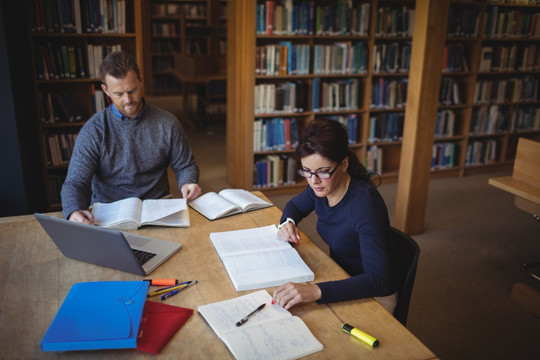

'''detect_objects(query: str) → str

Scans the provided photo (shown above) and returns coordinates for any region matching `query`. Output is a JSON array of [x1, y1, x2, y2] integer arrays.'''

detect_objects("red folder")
[[137, 301, 193, 354]]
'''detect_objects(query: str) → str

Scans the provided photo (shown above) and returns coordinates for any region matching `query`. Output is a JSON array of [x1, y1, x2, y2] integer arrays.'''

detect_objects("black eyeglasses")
[[297, 164, 340, 179]]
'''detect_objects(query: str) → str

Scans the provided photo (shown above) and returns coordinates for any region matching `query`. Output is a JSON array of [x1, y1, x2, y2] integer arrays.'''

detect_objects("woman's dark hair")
[[296, 118, 380, 185], [99, 50, 141, 84]]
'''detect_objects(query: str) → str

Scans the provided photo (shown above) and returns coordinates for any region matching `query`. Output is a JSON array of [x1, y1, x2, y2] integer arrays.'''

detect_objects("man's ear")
[[100, 83, 109, 97]]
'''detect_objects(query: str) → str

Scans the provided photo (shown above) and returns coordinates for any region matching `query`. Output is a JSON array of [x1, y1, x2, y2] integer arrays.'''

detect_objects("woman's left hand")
[[272, 282, 322, 310]]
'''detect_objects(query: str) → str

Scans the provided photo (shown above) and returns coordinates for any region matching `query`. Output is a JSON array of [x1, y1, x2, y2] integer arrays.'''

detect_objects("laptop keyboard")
[[132, 249, 157, 265]]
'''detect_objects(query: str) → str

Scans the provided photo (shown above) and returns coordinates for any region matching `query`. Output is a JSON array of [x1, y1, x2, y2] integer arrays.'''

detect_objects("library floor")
[[186, 126, 540, 360]]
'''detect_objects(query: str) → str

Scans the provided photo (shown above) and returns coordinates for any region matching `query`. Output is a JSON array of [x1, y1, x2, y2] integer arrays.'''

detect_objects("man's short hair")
[[99, 50, 141, 84]]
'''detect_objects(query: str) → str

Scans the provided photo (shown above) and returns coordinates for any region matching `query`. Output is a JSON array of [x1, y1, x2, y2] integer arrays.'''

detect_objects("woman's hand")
[[272, 282, 322, 310], [277, 222, 301, 245]]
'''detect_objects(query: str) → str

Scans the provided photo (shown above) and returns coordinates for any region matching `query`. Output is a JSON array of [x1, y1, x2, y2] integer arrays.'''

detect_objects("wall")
[[0, 3, 45, 216]]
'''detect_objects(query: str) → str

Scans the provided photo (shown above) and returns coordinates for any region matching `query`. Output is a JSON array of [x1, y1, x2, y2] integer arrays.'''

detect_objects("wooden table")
[[0, 192, 436, 359]]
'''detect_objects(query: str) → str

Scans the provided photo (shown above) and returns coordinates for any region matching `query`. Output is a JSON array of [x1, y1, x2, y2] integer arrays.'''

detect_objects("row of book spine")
[[484, 6, 540, 38], [151, 76, 181, 93], [35, 43, 122, 80], [443, 44, 470, 73], [151, 3, 207, 17], [470, 104, 510, 135], [34, 43, 85, 80], [90, 84, 111, 114], [254, 82, 307, 115], [255, 42, 372, 76], [435, 110, 456, 138], [312, 78, 360, 112], [374, 6, 415, 37], [368, 113, 404, 143], [365, 145, 383, 174], [45, 132, 78, 166], [431, 142, 456, 170], [151, 22, 179, 37], [372, 42, 411, 74], [255, 43, 311, 76], [465, 139, 497, 166], [474, 76, 539, 104], [38, 91, 82, 124], [371, 78, 408, 109], [478, 45, 540, 72], [511, 105, 540, 131], [30, 0, 126, 34], [46, 175, 64, 207], [254, 155, 297, 188], [326, 115, 359, 145], [253, 118, 298, 152], [439, 77, 462, 106], [447, 6, 480, 38], [256, 1, 371, 36]]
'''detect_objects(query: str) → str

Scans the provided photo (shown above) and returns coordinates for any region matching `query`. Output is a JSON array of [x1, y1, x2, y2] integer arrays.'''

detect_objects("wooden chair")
[[390, 227, 420, 327], [489, 137, 540, 316]]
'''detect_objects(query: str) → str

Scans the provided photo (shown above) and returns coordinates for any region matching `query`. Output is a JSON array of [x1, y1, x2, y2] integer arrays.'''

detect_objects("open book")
[[189, 189, 272, 220], [91, 197, 190, 231], [209, 225, 314, 291], [198, 290, 323, 360]]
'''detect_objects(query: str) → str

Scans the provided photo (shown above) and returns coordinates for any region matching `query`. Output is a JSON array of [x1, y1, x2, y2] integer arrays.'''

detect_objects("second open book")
[[189, 189, 272, 220], [210, 225, 314, 291]]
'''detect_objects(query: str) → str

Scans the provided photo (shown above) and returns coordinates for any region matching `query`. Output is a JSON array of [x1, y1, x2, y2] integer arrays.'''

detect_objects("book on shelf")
[[435, 110, 455, 138], [91, 197, 190, 230], [254, 155, 297, 188], [366, 146, 383, 175], [198, 290, 323, 360], [431, 142, 455, 170], [253, 118, 298, 152], [479, 47, 494, 72], [189, 189, 273, 221], [209, 225, 314, 291], [30, 0, 127, 34]]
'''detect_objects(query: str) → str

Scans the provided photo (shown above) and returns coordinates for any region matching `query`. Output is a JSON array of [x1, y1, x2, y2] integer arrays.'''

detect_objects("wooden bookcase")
[[444, 0, 540, 177], [27, 0, 144, 211], [144, 0, 227, 96], [227, 0, 540, 195]]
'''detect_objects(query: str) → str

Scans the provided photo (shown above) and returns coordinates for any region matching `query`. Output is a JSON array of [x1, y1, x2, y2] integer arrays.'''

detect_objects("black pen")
[[236, 303, 266, 327]]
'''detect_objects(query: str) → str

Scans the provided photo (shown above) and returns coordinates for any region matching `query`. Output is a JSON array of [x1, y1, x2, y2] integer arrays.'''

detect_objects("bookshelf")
[[27, 0, 143, 210], [441, 0, 540, 178], [227, 0, 539, 195], [145, 0, 227, 96], [227, 0, 416, 194]]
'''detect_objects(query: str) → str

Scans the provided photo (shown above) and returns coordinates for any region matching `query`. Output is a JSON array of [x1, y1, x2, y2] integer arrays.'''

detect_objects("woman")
[[273, 118, 397, 313]]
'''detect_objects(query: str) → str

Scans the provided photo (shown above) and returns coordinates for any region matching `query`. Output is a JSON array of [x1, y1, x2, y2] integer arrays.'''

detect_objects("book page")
[[197, 290, 289, 338], [139, 199, 188, 225], [210, 225, 290, 257], [221, 248, 314, 291], [92, 197, 142, 230], [223, 316, 323, 360], [189, 192, 240, 220], [198, 290, 322, 360], [218, 189, 272, 212]]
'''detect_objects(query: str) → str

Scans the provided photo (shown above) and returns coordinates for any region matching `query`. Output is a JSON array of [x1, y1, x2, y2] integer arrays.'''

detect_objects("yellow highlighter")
[[341, 323, 379, 347]]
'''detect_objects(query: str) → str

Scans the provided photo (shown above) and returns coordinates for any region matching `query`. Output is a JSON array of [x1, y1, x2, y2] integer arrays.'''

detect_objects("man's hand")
[[272, 282, 322, 310], [68, 210, 95, 225], [181, 183, 202, 202]]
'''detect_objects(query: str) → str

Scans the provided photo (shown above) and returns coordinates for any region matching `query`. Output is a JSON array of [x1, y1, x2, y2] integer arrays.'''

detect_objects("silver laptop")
[[34, 213, 182, 276]]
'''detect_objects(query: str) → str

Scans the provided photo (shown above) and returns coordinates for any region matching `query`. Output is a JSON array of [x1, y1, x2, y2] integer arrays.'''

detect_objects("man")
[[61, 50, 201, 224]]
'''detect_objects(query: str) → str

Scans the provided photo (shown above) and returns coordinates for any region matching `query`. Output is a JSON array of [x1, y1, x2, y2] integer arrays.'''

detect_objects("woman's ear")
[[342, 156, 349, 172]]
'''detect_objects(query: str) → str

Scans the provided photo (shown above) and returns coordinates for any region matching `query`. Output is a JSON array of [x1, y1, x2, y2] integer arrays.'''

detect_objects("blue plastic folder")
[[41, 281, 149, 352]]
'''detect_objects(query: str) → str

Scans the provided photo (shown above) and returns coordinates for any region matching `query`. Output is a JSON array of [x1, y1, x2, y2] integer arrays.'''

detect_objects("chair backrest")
[[390, 227, 420, 326]]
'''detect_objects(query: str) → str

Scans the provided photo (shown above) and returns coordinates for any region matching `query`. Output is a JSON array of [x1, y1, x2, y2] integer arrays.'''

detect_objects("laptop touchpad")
[[124, 233, 152, 247]]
